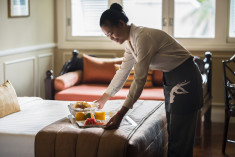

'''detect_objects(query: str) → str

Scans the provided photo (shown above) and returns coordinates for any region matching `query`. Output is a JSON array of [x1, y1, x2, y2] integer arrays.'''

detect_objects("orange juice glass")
[[95, 110, 105, 120]]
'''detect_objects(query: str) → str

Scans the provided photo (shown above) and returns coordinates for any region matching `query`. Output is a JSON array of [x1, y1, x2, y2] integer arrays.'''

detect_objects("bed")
[[0, 97, 167, 157], [0, 97, 70, 157]]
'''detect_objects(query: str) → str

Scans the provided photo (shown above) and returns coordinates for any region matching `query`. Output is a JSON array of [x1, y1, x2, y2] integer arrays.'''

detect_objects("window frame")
[[66, 0, 109, 41], [57, 0, 235, 51], [227, 0, 235, 42]]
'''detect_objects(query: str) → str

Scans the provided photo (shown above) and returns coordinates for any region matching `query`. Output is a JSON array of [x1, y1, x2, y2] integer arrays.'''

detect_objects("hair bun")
[[110, 3, 123, 12]]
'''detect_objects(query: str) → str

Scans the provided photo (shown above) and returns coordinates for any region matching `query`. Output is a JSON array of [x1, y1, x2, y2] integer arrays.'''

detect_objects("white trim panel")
[[63, 52, 71, 65], [38, 53, 54, 98], [0, 43, 56, 57], [4, 57, 37, 96], [0, 63, 3, 84]]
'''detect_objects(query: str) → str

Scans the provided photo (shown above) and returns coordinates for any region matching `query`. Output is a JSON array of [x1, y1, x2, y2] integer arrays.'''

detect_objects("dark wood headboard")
[[59, 49, 83, 76]]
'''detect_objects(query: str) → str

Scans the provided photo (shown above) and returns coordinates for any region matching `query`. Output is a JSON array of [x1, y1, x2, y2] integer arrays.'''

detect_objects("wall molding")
[[58, 41, 235, 51], [4, 56, 36, 66], [0, 43, 56, 57], [4, 57, 37, 96], [212, 102, 225, 107], [38, 53, 53, 58], [0, 63, 3, 84]]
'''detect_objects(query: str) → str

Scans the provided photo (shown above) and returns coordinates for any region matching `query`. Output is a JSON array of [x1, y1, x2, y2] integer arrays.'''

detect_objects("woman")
[[96, 3, 203, 157]]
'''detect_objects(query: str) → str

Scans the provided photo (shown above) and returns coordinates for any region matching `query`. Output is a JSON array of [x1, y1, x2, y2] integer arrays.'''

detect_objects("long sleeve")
[[123, 34, 156, 109], [105, 47, 136, 96]]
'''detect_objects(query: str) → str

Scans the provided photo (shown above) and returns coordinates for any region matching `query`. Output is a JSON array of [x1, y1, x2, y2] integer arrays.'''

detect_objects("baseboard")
[[212, 102, 224, 107], [211, 105, 235, 123]]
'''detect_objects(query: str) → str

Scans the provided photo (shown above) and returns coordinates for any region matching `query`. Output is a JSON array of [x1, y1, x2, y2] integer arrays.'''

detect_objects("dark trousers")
[[166, 110, 198, 157]]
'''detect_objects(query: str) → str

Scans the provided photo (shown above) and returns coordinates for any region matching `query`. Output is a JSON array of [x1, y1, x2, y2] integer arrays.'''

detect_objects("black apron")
[[163, 56, 204, 114]]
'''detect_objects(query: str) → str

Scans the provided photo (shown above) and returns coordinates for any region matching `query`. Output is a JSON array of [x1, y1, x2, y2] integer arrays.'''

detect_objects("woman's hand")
[[93, 100, 105, 109], [95, 93, 111, 109], [105, 113, 123, 130], [105, 106, 129, 130], [97, 101, 105, 109]]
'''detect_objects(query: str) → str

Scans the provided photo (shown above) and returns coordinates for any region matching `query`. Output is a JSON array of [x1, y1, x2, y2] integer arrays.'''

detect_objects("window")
[[62, 0, 235, 50], [174, 0, 215, 38], [69, 0, 216, 38], [71, 0, 108, 36], [229, 0, 235, 38], [123, 0, 162, 29]]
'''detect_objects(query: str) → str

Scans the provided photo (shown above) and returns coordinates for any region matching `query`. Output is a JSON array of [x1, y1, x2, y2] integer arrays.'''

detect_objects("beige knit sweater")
[[105, 24, 191, 109]]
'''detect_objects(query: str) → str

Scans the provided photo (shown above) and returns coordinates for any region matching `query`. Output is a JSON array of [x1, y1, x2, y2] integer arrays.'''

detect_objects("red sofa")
[[49, 53, 164, 101]]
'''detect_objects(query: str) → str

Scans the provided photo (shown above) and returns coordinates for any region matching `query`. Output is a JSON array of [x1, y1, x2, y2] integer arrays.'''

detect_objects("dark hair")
[[100, 3, 129, 27]]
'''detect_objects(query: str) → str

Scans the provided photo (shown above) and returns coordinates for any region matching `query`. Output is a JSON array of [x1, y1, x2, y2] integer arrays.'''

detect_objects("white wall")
[[0, 0, 56, 99], [0, 0, 55, 50]]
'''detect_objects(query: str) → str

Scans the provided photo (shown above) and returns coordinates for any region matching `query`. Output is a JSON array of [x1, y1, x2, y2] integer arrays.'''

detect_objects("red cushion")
[[54, 70, 82, 91], [82, 54, 122, 83], [115, 64, 153, 88], [152, 70, 163, 86], [55, 84, 165, 101]]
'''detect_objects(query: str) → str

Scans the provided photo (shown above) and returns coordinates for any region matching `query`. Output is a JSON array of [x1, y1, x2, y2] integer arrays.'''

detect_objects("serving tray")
[[68, 114, 137, 128]]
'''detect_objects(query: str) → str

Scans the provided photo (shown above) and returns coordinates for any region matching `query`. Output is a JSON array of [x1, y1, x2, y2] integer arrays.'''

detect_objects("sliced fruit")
[[84, 118, 96, 125], [90, 112, 95, 119], [75, 112, 85, 121], [85, 113, 91, 119], [95, 122, 105, 125]]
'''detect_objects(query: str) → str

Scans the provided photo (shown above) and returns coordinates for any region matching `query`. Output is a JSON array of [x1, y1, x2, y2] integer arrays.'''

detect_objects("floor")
[[194, 122, 235, 157]]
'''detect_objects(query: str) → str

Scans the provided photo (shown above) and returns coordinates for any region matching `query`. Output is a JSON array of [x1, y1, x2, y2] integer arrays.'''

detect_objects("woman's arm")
[[104, 49, 136, 97], [96, 48, 136, 109], [123, 35, 156, 109], [104, 36, 155, 129]]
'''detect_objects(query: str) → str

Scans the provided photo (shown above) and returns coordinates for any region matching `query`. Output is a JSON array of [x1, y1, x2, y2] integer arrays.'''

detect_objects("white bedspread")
[[0, 97, 72, 157], [0, 97, 72, 135]]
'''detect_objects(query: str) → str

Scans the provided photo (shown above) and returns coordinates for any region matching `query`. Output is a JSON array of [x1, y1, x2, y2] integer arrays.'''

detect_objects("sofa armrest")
[[54, 70, 83, 91], [45, 70, 55, 100], [59, 49, 83, 75], [45, 49, 83, 100]]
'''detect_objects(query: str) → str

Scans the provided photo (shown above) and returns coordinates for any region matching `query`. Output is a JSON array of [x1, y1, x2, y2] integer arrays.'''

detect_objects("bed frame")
[[45, 50, 212, 145]]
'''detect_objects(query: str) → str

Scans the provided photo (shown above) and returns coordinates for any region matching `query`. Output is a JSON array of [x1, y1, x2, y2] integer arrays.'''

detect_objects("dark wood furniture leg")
[[45, 70, 54, 100], [221, 55, 235, 154], [195, 110, 202, 145], [204, 104, 212, 129], [222, 110, 230, 154]]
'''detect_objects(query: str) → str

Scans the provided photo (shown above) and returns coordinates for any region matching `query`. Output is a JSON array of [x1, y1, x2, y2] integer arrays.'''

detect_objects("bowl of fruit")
[[68, 101, 98, 113], [68, 101, 108, 128]]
